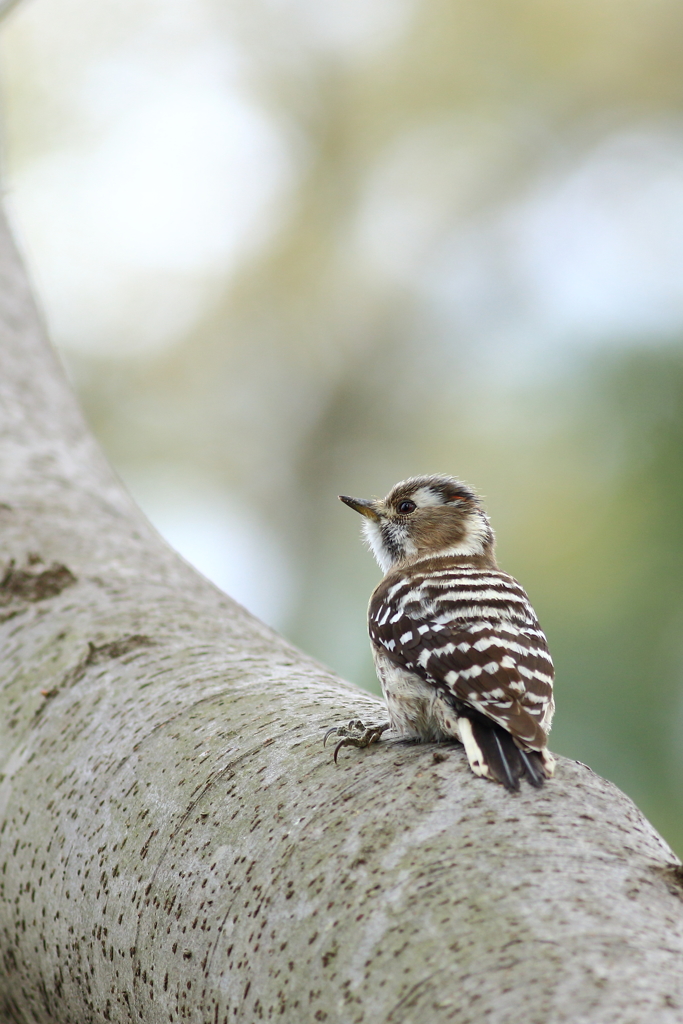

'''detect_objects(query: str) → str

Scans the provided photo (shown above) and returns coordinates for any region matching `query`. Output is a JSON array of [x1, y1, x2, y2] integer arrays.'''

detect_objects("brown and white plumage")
[[334, 474, 555, 790]]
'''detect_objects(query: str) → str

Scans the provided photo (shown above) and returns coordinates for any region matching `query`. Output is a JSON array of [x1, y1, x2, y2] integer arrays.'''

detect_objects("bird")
[[325, 474, 555, 791]]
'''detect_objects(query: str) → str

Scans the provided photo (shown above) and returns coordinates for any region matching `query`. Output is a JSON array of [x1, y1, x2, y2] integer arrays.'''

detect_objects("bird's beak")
[[339, 495, 381, 521]]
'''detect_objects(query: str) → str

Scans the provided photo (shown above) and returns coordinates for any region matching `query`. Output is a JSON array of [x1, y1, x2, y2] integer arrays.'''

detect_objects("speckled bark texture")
[[0, 209, 683, 1024]]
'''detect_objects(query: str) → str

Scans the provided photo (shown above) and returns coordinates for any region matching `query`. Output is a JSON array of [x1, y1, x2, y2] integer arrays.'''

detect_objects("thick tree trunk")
[[0, 206, 683, 1024]]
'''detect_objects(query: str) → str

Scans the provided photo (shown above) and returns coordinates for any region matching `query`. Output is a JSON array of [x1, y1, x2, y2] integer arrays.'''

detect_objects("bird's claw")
[[323, 719, 390, 763]]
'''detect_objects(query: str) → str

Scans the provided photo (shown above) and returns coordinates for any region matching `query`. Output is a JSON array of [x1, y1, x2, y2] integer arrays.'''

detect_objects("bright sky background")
[[4, 0, 683, 620]]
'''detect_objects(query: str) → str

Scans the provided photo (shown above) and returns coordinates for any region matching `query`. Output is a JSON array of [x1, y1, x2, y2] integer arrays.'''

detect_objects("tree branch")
[[1, 206, 683, 1024]]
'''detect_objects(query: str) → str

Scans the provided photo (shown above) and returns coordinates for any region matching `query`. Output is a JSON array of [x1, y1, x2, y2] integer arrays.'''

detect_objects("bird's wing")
[[369, 569, 554, 750]]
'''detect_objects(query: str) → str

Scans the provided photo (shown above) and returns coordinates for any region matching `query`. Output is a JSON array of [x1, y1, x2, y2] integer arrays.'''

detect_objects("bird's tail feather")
[[468, 717, 546, 791]]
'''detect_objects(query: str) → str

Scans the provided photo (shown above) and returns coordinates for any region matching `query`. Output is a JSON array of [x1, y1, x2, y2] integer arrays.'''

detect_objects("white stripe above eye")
[[410, 486, 447, 508]]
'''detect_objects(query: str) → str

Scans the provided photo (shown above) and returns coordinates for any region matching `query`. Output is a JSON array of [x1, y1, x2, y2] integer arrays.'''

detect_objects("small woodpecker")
[[325, 474, 555, 791]]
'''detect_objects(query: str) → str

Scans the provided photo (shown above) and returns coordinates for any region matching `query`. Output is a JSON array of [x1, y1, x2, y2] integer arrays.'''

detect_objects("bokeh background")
[[3, 0, 683, 850]]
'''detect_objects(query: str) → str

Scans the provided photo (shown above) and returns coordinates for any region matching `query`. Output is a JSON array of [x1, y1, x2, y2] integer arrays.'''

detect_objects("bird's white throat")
[[363, 511, 490, 574]]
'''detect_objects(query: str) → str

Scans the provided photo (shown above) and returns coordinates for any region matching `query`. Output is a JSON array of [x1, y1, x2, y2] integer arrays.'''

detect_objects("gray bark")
[[0, 206, 682, 1024]]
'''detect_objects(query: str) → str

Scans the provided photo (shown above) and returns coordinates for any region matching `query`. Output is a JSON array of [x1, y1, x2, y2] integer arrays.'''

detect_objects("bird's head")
[[339, 474, 496, 573]]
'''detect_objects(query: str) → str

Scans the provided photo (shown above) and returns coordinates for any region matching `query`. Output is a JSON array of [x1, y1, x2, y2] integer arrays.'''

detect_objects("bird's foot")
[[323, 719, 390, 763]]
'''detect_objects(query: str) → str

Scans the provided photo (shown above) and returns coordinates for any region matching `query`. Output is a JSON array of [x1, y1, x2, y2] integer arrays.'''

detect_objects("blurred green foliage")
[[4, 0, 683, 851]]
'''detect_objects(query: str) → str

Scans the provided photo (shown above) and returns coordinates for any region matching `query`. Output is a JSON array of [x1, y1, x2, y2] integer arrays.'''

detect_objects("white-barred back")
[[368, 561, 555, 750]]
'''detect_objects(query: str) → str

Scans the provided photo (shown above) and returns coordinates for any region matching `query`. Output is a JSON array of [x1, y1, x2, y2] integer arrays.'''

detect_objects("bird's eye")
[[397, 499, 417, 515]]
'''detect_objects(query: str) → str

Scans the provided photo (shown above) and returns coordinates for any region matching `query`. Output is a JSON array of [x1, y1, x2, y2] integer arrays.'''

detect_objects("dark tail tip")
[[470, 718, 545, 791], [518, 749, 546, 788]]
